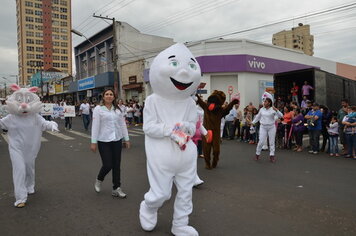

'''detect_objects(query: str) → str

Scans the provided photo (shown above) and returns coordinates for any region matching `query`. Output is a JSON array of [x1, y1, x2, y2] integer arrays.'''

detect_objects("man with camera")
[[305, 103, 323, 154]]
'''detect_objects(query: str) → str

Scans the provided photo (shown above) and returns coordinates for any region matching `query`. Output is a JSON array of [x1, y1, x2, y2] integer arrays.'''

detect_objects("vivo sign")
[[248, 58, 266, 70]]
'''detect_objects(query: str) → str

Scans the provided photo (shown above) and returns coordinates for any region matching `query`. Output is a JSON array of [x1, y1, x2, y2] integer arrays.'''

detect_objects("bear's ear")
[[10, 84, 21, 91], [28, 87, 39, 93]]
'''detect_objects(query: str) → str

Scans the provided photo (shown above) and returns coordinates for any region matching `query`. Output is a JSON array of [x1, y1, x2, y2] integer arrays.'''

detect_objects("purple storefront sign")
[[144, 54, 319, 82], [196, 54, 319, 74]]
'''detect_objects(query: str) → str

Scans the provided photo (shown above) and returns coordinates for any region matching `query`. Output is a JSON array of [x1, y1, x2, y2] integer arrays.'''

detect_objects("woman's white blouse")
[[91, 105, 129, 143], [252, 107, 283, 126]]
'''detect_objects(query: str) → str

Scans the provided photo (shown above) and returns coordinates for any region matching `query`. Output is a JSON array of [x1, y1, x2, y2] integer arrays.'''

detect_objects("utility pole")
[[93, 14, 122, 99]]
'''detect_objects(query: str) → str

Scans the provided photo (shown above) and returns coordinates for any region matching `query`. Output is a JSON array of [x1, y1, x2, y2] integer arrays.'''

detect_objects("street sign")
[[228, 85, 233, 95]]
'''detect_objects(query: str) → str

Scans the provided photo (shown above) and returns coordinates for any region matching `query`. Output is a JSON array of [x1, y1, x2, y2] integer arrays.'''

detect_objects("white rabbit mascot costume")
[[139, 43, 201, 236], [0, 84, 58, 208]]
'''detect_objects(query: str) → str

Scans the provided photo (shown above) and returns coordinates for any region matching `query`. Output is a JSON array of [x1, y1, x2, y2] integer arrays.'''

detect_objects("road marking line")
[[67, 130, 91, 139], [132, 128, 143, 131], [1, 134, 47, 143], [129, 130, 144, 135], [46, 131, 75, 140], [65, 130, 140, 138], [1, 133, 9, 144]]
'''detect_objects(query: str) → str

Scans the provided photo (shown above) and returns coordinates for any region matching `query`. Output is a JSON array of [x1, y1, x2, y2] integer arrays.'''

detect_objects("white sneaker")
[[112, 187, 126, 198], [94, 179, 102, 193], [308, 150, 314, 154]]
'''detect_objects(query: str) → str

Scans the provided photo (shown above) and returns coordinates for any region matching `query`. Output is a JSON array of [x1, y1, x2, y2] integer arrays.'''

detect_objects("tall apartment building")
[[272, 23, 314, 56], [16, 0, 72, 86]]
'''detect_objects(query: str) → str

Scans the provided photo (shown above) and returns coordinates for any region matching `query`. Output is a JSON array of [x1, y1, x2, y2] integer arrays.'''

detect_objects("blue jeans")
[[82, 114, 91, 131], [346, 134, 356, 156], [308, 129, 321, 152], [329, 135, 339, 154]]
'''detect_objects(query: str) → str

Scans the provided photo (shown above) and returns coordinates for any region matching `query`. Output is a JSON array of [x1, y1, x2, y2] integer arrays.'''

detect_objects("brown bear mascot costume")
[[196, 90, 239, 169]]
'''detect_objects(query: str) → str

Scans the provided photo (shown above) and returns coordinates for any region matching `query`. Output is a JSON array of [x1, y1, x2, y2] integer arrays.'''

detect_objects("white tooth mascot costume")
[[0, 84, 59, 208], [139, 44, 201, 236]]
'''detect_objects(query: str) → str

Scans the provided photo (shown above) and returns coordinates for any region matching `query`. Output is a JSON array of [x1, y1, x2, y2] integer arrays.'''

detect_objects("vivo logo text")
[[248, 58, 266, 69]]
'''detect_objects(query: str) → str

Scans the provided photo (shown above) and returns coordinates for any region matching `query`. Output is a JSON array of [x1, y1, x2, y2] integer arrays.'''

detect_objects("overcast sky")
[[1, 0, 355, 83]]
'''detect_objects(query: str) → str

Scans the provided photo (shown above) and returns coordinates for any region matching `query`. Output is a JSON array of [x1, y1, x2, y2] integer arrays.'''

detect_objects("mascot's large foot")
[[171, 225, 199, 236], [139, 201, 157, 231], [205, 163, 212, 170], [193, 179, 204, 188]]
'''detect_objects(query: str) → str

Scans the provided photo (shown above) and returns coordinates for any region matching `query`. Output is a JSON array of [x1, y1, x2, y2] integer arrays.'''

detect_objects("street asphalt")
[[0, 117, 356, 236]]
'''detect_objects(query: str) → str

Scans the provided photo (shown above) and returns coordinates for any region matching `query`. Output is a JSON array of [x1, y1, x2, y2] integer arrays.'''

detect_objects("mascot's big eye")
[[26, 94, 33, 103], [188, 62, 197, 70], [15, 94, 23, 103], [169, 60, 179, 67]]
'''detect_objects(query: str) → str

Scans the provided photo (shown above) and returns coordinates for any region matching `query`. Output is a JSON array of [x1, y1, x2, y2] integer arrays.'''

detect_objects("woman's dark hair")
[[290, 101, 298, 107], [101, 88, 120, 111], [284, 106, 292, 112], [264, 98, 272, 107]]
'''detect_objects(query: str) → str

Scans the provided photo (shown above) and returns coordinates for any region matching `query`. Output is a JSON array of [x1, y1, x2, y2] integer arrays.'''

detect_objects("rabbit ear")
[[10, 84, 21, 91], [28, 87, 39, 93]]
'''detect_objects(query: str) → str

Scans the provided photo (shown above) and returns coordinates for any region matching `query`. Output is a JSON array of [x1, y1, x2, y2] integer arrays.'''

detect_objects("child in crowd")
[[342, 106, 356, 158], [328, 116, 339, 156], [241, 109, 252, 142]]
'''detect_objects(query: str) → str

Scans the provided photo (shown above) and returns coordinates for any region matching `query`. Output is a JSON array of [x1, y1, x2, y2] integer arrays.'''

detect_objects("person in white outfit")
[[252, 92, 283, 163], [139, 43, 201, 236], [91, 89, 130, 198], [0, 84, 58, 208], [192, 101, 211, 187]]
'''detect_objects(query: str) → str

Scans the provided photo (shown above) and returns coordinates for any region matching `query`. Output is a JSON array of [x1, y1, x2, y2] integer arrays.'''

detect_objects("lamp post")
[[9, 75, 19, 85], [1, 77, 12, 97], [72, 29, 103, 103], [72, 26, 121, 99], [71, 29, 99, 50]]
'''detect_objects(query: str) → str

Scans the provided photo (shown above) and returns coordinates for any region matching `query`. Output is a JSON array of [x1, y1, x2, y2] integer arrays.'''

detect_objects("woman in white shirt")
[[90, 89, 131, 198], [252, 97, 283, 163]]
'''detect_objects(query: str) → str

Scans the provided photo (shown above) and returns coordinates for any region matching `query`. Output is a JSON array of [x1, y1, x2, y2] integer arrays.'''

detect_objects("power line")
[[73, 0, 139, 46], [187, 2, 356, 43], [141, 0, 239, 33], [105, 0, 139, 17], [139, 0, 217, 29], [74, 0, 118, 30]]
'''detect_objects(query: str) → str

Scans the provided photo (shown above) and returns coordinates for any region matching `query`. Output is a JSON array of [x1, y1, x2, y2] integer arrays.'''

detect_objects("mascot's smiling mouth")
[[170, 77, 193, 90]]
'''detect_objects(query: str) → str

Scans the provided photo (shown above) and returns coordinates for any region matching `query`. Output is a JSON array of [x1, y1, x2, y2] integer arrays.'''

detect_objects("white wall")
[[118, 22, 175, 65], [210, 74, 238, 102], [238, 72, 273, 108], [201, 72, 273, 108]]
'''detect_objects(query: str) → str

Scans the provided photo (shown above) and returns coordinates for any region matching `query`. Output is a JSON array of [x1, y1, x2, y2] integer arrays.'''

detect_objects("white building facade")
[[143, 39, 355, 108]]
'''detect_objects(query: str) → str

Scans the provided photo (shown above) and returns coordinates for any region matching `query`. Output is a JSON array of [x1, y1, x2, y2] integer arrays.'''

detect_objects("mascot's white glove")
[[50, 121, 59, 132], [170, 123, 190, 150], [180, 121, 195, 136]]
